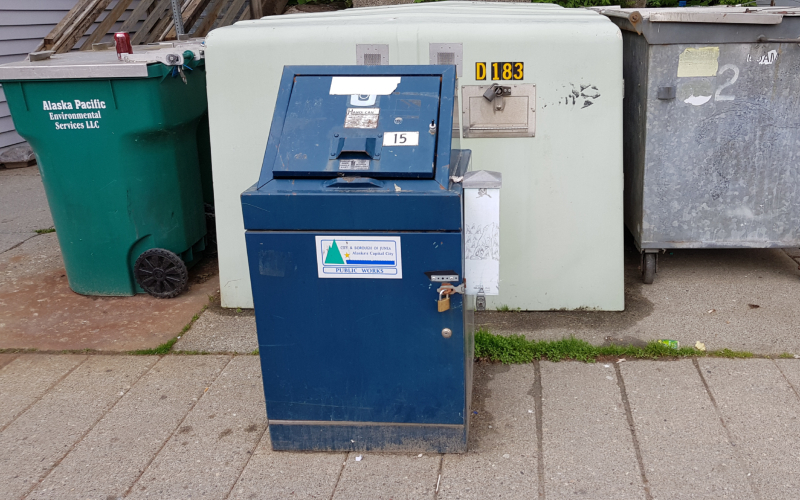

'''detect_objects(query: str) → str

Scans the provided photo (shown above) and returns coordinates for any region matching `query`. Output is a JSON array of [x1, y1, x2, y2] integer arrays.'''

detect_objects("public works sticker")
[[315, 236, 402, 279]]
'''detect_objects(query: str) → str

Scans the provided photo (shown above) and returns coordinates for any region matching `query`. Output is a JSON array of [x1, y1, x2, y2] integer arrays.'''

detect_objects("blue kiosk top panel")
[[243, 65, 465, 232], [274, 74, 441, 179], [257, 66, 457, 186]]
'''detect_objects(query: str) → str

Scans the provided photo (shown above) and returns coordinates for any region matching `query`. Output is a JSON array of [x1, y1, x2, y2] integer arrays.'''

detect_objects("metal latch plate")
[[425, 270, 460, 282], [462, 84, 536, 138]]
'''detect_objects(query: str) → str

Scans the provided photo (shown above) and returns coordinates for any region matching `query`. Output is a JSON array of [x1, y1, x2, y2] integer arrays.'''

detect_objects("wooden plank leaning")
[[81, 0, 135, 50], [159, 0, 212, 41], [53, 0, 115, 53], [147, 8, 178, 44], [119, 0, 157, 33], [184, 0, 214, 33], [36, 0, 96, 52], [250, 0, 263, 20], [191, 0, 227, 38], [131, 0, 172, 45], [218, 0, 248, 28]]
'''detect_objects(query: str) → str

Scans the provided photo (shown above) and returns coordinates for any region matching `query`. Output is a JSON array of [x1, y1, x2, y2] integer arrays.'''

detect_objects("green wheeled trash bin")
[[0, 41, 212, 298]]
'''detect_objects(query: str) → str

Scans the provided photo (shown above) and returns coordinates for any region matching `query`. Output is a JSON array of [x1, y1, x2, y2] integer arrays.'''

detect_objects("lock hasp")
[[462, 84, 536, 138]]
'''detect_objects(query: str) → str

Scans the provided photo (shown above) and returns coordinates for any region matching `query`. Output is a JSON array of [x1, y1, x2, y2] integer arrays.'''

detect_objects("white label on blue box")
[[383, 131, 419, 146], [315, 236, 402, 279], [339, 159, 370, 171]]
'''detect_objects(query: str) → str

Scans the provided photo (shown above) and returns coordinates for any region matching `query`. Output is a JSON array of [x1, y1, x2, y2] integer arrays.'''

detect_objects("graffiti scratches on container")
[[747, 50, 778, 65]]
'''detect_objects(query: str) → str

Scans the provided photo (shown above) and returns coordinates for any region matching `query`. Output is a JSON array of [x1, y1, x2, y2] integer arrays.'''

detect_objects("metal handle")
[[468, 126, 528, 131], [324, 177, 384, 189], [330, 136, 381, 159], [757, 35, 800, 43], [437, 283, 465, 295]]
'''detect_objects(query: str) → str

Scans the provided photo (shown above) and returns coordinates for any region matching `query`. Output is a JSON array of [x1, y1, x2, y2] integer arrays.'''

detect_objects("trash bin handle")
[[330, 136, 383, 160], [324, 177, 385, 189], [756, 35, 800, 43]]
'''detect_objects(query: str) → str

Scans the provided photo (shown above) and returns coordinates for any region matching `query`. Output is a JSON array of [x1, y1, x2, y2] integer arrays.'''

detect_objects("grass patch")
[[129, 305, 207, 355], [35, 227, 55, 234], [715, 348, 754, 359], [495, 305, 521, 312], [475, 329, 754, 364], [128, 337, 179, 356], [60, 348, 95, 354], [181, 307, 207, 335], [251, 349, 259, 355]]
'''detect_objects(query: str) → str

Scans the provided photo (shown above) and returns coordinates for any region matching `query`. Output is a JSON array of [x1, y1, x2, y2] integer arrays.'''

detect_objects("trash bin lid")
[[0, 40, 204, 80], [270, 72, 443, 180]]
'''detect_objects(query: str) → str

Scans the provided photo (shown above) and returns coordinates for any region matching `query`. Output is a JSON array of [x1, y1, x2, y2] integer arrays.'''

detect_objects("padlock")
[[438, 289, 451, 312]]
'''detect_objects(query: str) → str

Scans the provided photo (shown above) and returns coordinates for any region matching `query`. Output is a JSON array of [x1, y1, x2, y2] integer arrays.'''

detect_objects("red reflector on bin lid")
[[114, 33, 133, 60]]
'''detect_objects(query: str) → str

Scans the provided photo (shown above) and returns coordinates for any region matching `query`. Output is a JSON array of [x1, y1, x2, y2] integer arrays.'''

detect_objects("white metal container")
[[206, 1, 624, 310], [463, 170, 502, 301]]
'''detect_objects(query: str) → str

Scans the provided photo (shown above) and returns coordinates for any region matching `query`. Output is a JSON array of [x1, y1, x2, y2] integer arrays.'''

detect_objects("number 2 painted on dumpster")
[[715, 64, 739, 102]]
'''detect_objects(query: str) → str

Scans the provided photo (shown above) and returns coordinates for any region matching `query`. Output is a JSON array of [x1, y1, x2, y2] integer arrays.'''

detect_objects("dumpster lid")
[[591, 6, 800, 44], [0, 40, 205, 80], [261, 66, 457, 182]]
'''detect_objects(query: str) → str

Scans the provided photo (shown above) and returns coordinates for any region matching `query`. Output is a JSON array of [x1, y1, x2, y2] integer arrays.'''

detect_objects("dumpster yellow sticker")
[[316, 236, 402, 279], [677, 47, 719, 78]]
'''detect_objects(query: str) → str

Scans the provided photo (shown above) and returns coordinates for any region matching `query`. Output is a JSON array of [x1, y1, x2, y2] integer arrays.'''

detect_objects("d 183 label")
[[476, 62, 524, 81]]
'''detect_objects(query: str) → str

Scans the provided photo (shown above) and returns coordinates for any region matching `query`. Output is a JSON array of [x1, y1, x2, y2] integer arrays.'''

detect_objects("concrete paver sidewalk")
[[3, 353, 800, 499], [0, 167, 52, 254], [621, 360, 752, 499], [439, 364, 539, 499]]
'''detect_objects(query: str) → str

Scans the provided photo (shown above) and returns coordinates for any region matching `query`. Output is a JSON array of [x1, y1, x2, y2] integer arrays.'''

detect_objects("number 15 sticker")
[[383, 131, 419, 146]]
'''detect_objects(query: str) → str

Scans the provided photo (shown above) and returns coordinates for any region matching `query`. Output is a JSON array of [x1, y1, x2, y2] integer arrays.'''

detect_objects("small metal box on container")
[[207, 1, 624, 311], [242, 65, 496, 452], [0, 41, 214, 297], [462, 170, 503, 310], [593, 6, 800, 283]]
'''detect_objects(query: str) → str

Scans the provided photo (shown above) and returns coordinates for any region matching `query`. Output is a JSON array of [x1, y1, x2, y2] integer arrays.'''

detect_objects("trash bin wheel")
[[642, 253, 656, 285], [134, 248, 189, 299]]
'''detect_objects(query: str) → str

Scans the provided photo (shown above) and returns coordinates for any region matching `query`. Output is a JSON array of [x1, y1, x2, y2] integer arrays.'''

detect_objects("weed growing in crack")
[[475, 329, 755, 363]]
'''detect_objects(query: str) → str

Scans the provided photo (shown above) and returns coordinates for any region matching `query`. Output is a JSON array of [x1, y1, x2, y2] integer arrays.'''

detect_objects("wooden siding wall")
[[0, 0, 142, 149]]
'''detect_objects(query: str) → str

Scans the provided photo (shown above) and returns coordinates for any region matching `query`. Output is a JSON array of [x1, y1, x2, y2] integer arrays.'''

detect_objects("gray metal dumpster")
[[593, 6, 800, 283]]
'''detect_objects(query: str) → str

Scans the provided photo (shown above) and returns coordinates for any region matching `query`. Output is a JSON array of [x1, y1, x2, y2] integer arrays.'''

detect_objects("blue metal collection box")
[[242, 66, 473, 453]]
